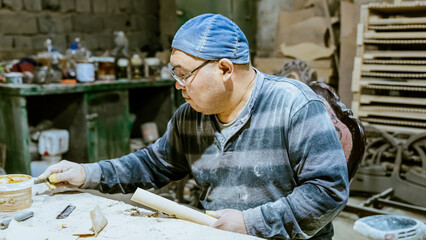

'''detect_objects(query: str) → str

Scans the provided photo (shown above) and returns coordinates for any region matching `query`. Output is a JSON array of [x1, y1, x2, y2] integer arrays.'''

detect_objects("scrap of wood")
[[276, 8, 318, 29], [280, 42, 335, 61], [73, 233, 95, 238], [253, 57, 331, 75], [90, 205, 108, 237], [275, 16, 328, 49]]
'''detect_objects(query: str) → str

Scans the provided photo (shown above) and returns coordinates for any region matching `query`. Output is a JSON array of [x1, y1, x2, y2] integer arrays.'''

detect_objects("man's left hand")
[[209, 209, 248, 235]]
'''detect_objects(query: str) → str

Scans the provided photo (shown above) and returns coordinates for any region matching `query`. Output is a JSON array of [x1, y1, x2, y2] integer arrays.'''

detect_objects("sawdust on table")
[[0, 184, 263, 240]]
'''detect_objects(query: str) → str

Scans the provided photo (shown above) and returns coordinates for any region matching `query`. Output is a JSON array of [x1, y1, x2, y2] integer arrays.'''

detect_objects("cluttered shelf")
[[0, 79, 175, 96], [0, 77, 176, 175]]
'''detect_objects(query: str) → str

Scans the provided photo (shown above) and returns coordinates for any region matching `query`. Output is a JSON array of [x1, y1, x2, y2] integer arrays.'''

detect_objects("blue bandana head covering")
[[172, 14, 250, 64]]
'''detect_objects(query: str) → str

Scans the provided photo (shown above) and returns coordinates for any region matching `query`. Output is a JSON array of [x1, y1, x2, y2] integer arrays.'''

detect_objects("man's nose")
[[175, 81, 185, 90]]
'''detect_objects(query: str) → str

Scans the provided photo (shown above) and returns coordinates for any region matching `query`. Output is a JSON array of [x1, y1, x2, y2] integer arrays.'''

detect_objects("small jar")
[[130, 54, 143, 79], [76, 63, 95, 82], [144, 57, 161, 80], [97, 57, 115, 81], [5, 72, 23, 84]]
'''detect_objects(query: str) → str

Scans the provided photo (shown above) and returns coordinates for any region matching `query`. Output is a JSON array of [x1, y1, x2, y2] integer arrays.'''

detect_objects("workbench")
[[0, 184, 261, 240], [0, 80, 176, 174]]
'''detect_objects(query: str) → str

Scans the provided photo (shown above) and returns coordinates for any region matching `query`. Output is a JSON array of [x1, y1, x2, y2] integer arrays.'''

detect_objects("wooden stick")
[[131, 188, 216, 226]]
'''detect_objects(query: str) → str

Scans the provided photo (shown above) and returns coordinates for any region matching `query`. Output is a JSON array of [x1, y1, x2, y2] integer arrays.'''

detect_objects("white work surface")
[[1, 184, 262, 240]]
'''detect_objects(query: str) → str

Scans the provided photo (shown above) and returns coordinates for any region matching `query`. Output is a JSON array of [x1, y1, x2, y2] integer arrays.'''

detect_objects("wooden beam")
[[369, 16, 426, 25], [362, 64, 426, 72], [360, 95, 426, 105], [358, 109, 426, 120], [360, 78, 426, 87], [362, 123, 424, 134], [365, 31, 426, 39], [364, 51, 426, 59]]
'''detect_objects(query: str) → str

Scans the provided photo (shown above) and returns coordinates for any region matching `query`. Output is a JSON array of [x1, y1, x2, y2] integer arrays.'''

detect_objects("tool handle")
[[131, 188, 216, 226]]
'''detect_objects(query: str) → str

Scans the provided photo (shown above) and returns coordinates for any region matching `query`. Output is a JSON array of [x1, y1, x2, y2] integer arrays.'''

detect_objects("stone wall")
[[0, 0, 160, 60]]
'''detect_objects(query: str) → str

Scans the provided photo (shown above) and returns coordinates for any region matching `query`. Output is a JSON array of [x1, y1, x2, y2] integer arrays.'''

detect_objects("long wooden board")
[[360, 117, 426, 128], [365, 31, 426, 39], [364, 39, 426, 44], [369, 24, 426, 30], [358, 108, 426, 120], [369, 16, 426, 25], [364, 51, 426, 59], [360, 95, 426, 105], [362, 123, 424, 134], [363, 59, 426, 65], [361, 71, 426, 78], [362, 64, 426, 72], [360, 78, 426, 87]]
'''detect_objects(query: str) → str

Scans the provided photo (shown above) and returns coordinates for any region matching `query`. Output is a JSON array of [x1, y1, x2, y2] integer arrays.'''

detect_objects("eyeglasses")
[[168, 60, 211, 87]]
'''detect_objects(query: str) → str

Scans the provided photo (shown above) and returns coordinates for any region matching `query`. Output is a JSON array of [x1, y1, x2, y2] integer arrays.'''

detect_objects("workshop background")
[[0, 0, 425, 239]]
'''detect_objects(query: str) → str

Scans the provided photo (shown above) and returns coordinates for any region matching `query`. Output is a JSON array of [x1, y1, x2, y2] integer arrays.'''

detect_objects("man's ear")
[[218, 59, 234, 81]]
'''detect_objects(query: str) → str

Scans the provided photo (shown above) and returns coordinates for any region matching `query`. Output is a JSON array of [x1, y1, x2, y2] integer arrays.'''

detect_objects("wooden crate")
[[352, 1, 426, 134]]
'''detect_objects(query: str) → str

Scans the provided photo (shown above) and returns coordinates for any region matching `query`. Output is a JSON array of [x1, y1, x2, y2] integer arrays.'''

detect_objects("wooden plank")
[[360, 117, 426, 128], [360, 78, 426, 87], [339, 1, 360, 107], [363, 59, 426, 65], [358, 109, 426, 120], [363, 123, 424, 134], [360, 95, 426, 105], [364, 31, 426, 39], [0, 80, 175, 96], [367, 3, 426, 14], [369, 24, 426, 30], [369, 16, 426, 25], [361, 85, 426, 92], [362, 64, 426, 72], [364, 39, 426, 45], [352, 57, 362, 92], [361, 71, 426, 78], [364, 51, 426, 59]]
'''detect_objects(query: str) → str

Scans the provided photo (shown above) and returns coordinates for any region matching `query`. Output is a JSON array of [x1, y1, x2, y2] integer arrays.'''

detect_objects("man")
[[41, 14, 349, 239]]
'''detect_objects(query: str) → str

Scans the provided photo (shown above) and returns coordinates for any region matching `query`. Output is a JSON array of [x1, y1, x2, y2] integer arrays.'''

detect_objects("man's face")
[[169, 50, 230, 115]]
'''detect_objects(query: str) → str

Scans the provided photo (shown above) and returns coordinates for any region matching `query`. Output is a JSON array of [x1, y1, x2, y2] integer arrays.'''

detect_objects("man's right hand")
[[39, 160, 86, 187]]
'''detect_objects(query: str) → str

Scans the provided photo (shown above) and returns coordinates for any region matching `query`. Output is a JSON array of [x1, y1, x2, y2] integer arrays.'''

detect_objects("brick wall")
[[0, 0, 160, 60]]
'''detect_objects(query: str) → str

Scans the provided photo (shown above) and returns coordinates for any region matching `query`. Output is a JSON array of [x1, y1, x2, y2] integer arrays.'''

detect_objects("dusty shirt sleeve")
[[81, 111, 190, 194], [243, 100, 349, 239], [80, 162, 102, 189]]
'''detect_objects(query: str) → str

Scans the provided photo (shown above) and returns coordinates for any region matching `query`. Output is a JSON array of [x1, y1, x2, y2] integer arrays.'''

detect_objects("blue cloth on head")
[[171, 13, 250, 64]]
